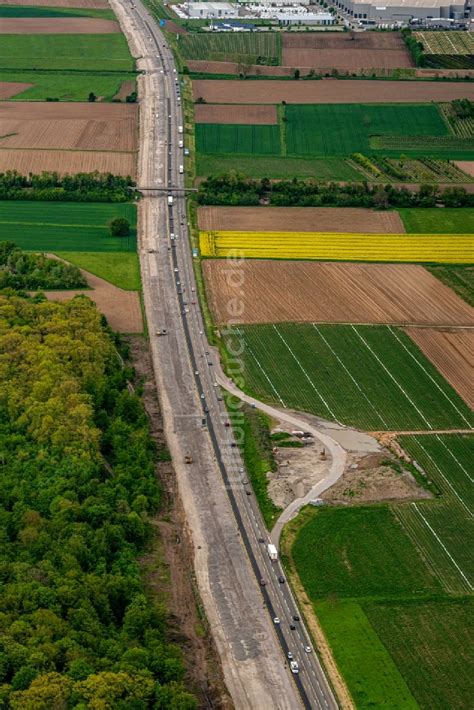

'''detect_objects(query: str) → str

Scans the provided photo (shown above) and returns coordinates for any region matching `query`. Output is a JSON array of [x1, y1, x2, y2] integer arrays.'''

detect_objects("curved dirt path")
[[215, 370, 347, 546]]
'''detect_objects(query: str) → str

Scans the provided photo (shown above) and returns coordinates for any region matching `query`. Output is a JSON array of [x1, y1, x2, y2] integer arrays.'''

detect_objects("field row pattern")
[[199, 230, 474, 264]]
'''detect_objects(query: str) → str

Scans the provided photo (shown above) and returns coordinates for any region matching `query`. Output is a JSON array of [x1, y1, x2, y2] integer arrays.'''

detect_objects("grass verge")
[[55, 252, 141, 290], [223, 391, 281, 529]]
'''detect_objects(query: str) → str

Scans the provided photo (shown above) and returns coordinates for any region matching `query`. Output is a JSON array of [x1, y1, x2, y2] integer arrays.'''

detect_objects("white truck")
[[178, 125, 183, 134], [167, 195, 173, 205], [179, 164, 184, 174], [178, 139, 183, 148], [267, 543, 278, 561]]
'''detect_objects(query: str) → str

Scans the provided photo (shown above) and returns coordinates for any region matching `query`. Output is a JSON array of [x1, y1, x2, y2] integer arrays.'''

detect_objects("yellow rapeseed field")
[[199, 230, 473, 264]]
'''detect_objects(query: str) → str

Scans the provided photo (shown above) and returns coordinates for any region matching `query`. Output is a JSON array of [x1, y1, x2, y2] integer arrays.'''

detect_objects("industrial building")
[[183, 2, 239, 18], [333, 0, 470, 25]]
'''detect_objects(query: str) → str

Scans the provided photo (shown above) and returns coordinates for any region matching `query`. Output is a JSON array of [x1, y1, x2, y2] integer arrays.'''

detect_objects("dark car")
[[292, 615, 300, 622], [290, 624, 296, 631], [278, 576, 285, 584], [260, 579, 266, 586]]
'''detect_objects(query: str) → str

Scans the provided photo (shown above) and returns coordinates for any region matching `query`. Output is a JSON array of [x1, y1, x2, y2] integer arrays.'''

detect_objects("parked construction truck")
[[267, 544, 278, 561]]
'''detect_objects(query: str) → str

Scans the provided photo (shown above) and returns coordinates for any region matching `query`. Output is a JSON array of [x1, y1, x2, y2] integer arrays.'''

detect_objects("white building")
[[185, 2, 239, 18], [333, 0, 469, 24]]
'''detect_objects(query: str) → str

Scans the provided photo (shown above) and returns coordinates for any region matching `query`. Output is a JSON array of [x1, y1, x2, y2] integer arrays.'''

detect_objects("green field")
[[292, 506, 441, 599], [224, 324, 472, 430], [395, 434, 474, 595], [289, 434, 474, 709], [179, 32, 280, 64], [399, 207, 474, 233], [56, 252, 140, 290], [0, 202, 137, 252], [196, 154, 364, 180], [0, 70, 137, 101], [0, 5, 114, 18], [314, 599, 419, 709], [285, 103, 460, 158], [428, 265, 474, 306], [0, 34, 134, 72], [364, 599, 474, 710], [196, 124, 279, 155]]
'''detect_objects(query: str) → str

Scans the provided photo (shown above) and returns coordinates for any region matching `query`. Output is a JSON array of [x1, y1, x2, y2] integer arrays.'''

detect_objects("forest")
[[197, 173, 474, 208], [0, 292, 196, 709], [0, 171, 137, 203], [0, 242, 86, 290]]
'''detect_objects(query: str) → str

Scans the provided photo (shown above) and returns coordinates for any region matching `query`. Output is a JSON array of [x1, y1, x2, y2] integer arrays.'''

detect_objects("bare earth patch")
[[0, 81, 32, 99], [0, 17, 120, 33], [192, 79, 474, 104], [454, 161, 474, 177], [0, 101, 138, 151], [113, 79, 135, 100], [198, 206, 404, 232], [194, 103, 277, 125], [44, 267, 143, 333], [321, 454, 431, 505], [0, 0, 109, 6], [203, 260, 474, 327], [406, 328, 474, 409], [268, 438, 330, 509], [188, 60, 313, 77], [281, 31, 413, 71], [0, 148, 135, 176]]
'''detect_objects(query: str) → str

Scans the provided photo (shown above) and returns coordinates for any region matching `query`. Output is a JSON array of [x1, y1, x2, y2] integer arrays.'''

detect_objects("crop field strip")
[[0, 17, 119, 32], [196, 123, 279, 155], [0, 33, 134, 72], [203, 260, 474, 327], [395, 434, 474, 595], [194, 104, 278, 125], [198, 206, 405, 233], [0, 71, 137, 102], [0, 0, 110, 7], [196, 153, 363, 180], [0, 201, 137, 252], [179, 32, 280, 65], [224, 323, 473, 431], [0, 5, 115, 17], [199, 230, 473, 263], [414, 31, 474, 56], [192, 79, 474, 104]]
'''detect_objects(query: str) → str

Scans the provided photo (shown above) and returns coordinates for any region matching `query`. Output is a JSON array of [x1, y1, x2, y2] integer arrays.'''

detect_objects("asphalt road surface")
[[112, 1, 339, 707]]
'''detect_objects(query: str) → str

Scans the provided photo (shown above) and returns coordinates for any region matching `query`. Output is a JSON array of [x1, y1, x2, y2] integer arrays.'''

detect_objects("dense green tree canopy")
[[0, 242, 87, 290], [0, 293, 196, 709]]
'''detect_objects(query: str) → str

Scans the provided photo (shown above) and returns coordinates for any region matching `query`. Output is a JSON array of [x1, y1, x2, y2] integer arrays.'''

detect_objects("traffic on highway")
[[120, 1, 338, 706]]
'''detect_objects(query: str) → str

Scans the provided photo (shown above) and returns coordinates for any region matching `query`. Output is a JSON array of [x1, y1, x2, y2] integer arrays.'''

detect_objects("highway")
[[113, 1, 339, 707]]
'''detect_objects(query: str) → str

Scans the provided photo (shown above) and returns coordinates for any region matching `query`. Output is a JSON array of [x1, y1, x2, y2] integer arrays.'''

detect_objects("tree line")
[[0, 171, 138, 203], [197, 173, 474, 208], [0, 292, 196, 709], [0, 242, 86, 290]]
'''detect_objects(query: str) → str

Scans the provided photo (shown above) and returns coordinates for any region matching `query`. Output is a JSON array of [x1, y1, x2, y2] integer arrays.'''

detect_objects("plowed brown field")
[[198, 206, 405, 233], [281, 31, 412, 70], [192, 79, 474, 104], [194, 104, 277, 124], [203, 260, 474, 327], [0, 18, 119, 33], [455, 161, 474, 177], [0, 0, 109, 6], [0, 81, 32, 98], [0, 149, 135, 176], [0, 102, 137, 151], [407, 328, 473, 408]]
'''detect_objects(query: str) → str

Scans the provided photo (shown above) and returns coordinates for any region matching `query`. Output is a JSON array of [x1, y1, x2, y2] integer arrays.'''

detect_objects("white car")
[[287, 652, 293, 660], [273, 617, 280, 625], [290, 661, 299, 675], [174, 267, 178, 273], [304, 645, 312, 653], [200, 394, 205, 399]]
